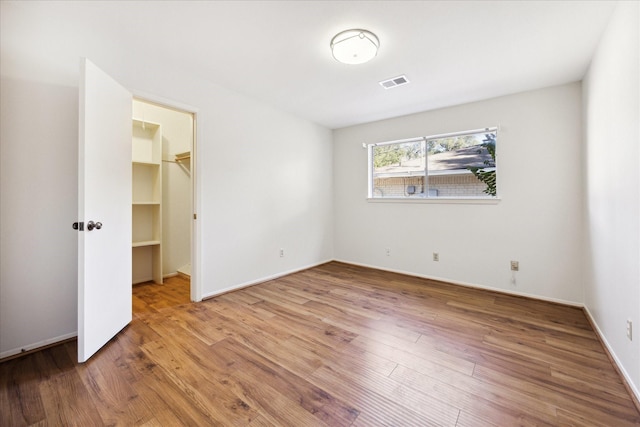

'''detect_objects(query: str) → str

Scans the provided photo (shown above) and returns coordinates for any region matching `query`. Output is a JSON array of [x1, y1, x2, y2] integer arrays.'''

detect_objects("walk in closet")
[[131, 99, 193, 288]]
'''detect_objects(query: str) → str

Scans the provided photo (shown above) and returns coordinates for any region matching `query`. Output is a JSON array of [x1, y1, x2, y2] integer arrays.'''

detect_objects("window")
[[368, 128, 497, 199]]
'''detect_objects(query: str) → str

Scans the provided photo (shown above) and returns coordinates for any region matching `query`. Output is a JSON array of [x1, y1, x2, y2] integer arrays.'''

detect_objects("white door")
[[77, 58, 132, 362]]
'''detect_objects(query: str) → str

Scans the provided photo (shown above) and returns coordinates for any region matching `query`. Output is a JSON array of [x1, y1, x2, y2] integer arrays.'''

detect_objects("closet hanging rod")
[[174, 151, 191, 161]]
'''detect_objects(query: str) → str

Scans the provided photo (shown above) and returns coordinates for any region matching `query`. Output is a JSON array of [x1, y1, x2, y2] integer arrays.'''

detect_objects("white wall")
[[0, 2, 333, 358], [132, 100, 193, 277], [334, 83, 584, 304], [0, 79, 80, 356], [583, 1, 640, 397], [200, 87, 334, 296]]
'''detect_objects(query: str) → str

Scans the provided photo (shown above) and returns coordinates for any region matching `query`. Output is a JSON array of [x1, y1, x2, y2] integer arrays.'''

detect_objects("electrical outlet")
[[433, 252, 439, 262], [510, 260, 519, 271], [279, 248, 284, 257], [627, 319, 633, 341], [385, 248, 391, 256]]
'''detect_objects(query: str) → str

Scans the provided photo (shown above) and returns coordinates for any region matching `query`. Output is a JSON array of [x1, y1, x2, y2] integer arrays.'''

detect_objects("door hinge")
[[73, 222, 84, 231], [193, 213, 197, 220]]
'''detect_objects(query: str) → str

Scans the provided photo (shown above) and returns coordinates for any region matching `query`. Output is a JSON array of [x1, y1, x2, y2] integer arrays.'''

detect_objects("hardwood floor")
[[2, 262, 639, 426], [132, 275, 191, 315]]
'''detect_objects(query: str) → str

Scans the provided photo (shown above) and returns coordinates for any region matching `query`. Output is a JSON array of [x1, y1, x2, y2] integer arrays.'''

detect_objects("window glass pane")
[[368, 129, 496, 199], [372, 140, 425, 198], [427, 132, 496, 197]]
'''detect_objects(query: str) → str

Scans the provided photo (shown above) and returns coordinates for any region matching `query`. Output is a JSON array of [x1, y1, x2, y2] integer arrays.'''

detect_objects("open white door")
[[78, 58, 132, 362]]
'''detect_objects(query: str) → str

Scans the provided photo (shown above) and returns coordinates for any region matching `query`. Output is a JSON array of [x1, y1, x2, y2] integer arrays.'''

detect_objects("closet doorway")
[[131, 98, 195, 313]]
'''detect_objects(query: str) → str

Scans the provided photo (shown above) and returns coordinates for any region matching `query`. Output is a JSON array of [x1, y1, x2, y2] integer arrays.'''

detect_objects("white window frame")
[[367, 127, 499, 203]]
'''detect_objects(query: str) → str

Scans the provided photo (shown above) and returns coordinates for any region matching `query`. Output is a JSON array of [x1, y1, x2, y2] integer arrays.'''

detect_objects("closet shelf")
[[175, 151, 191, 161], [133, 160, 160, 166], [132, 240, 161, 248], [132, 117, 162, 285]]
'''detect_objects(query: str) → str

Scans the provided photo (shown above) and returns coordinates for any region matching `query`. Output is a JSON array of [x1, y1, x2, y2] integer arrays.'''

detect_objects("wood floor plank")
[[139, 340, 260, 425], [305, 299, 424, 343], [308, 366, 443, 427], [211, 296, 358, 352], [36, 345, 104, 426], [129, 366, 227, 426], [275, 281, 388, 320], [2, 264, 640, 425], [247, 414, 277, 427], [473, 362, 640, 424], [72, 338, 142, 425], [0, 349, 47, 426], [389, 362, 559, 426], [156, 306, 230, 346], [455, 411, 501, 427], [132, 275, 190, 315], [482, 330, 616, 373], [349, 333, 476, 379], [218, 292, 277, 320], [314, 362, 461, 425], [213, 337, 360, 426]]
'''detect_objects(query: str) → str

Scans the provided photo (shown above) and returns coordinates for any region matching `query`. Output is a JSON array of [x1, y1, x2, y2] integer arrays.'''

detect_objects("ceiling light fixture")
[[330, 29, 379, 65]]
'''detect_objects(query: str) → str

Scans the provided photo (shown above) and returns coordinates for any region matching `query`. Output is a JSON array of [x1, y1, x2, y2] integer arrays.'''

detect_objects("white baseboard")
[[132, 275, 153, 285], [201, 259, 334, 300], [582, 306, 640, 405], [333, 258, 583, 307], [0, 331, 77, 360]]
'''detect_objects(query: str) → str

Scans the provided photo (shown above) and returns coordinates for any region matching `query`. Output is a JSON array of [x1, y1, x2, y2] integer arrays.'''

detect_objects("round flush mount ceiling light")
[[330, 29, 379, 65]]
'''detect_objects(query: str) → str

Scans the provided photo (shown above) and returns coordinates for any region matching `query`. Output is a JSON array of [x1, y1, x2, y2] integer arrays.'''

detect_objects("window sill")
[[366, 197, 501, 205]]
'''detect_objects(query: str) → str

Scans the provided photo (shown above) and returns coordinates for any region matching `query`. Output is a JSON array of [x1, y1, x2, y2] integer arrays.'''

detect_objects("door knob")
[[87, 221, 102, 231]]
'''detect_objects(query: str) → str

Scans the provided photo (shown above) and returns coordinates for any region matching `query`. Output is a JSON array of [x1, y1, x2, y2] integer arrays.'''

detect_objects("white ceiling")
[[2, 1, 617, 129]]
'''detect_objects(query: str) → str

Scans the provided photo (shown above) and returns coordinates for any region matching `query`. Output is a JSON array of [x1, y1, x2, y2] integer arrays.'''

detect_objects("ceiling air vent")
[[379, 75, 410, 89]]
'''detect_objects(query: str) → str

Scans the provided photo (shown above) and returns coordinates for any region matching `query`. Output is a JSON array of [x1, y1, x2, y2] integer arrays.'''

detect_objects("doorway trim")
[[131, 90, 201, 303]]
